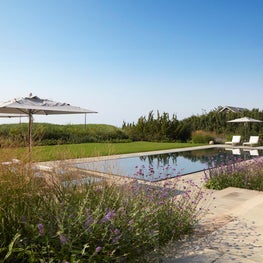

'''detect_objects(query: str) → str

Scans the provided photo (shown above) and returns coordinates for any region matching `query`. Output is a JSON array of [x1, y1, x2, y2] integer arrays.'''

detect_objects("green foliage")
[[122, 111, 191, 142], [0, 161, 207, 262], [182, 107, 263, 138]]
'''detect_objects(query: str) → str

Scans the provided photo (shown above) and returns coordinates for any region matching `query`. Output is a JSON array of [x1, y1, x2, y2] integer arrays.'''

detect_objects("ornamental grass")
[[0, 159, 208, 262], [205, 155, 263, 191]]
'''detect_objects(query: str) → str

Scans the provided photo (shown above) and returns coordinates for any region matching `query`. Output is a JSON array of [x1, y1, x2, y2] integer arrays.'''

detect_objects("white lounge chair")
[[243, 136, 259, 147], [225, 135, 241, 146]]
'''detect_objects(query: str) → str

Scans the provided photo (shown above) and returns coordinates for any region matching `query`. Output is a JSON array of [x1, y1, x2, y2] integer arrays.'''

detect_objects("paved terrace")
[[161, 183, 263, 263], [35, 144, 263, 263]]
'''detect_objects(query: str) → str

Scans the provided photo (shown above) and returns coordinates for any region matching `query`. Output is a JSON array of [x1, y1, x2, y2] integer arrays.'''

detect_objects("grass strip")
[[0, 142, 203, 162]]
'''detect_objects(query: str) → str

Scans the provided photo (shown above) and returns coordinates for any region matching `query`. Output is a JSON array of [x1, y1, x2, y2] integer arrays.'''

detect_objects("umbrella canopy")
[[0, 113, 28, 118], [227, 117, 263, 123], [0, 94, 97, 152], [227, 116, 262, 140], [0, 95, 97, 115]]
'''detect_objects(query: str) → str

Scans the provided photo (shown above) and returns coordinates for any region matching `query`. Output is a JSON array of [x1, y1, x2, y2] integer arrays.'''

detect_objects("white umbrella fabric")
[[227, 117, 263, 123], [0, 94, 97, 152], [227, 116, 262, 140], [0, 113, 27, 118]]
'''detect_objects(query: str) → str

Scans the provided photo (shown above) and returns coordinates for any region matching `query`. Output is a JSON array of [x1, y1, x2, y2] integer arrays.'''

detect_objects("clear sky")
[[0, 0, 263, 127]]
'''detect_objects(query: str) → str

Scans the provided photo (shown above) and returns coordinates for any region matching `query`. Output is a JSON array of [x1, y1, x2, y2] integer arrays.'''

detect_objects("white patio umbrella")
[[227, 116, 263, 123], [227, 116, 262, 140], [0, 94, 97, 152]]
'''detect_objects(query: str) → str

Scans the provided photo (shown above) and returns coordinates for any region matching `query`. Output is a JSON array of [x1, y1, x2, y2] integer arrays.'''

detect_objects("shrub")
[[191, 130, 215, 144]]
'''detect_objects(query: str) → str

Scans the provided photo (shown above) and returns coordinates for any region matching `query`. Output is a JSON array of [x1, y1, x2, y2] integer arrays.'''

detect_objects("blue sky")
[[0, 0, 263, 127]]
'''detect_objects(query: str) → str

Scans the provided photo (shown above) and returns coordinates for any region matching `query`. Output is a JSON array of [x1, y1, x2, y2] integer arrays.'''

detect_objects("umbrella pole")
[[28, 111, 33, 153]]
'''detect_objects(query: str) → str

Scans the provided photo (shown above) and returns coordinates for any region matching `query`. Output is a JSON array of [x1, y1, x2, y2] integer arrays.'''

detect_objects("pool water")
[[73, 147, 263, 182]]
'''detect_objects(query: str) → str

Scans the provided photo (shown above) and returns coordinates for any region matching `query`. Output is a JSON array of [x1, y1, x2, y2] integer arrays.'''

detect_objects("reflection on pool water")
[[73, 147, 263, 182]]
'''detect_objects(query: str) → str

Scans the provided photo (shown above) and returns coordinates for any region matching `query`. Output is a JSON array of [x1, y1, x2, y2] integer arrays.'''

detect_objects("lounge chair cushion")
[[225, 135, 241, 145]]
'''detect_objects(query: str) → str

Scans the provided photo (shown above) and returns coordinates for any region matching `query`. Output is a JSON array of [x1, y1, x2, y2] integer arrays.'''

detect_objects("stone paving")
[[161, 186, 263, 263]]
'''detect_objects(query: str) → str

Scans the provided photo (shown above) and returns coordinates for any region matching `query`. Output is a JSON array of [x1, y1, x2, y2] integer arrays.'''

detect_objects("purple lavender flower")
[[95, 246, 102, 253], [59, 234, 68, 245], [128, 219, 134, 225], [84, 208, 94, 228], [101, 210, 116, 223], [37, 223, 45, 236], [85, 217, 93, 228], [120, 256, 125, 263], [114, 228, 121, 235], [21, 215, 27, 223], [86, 208, 91, 215], [112, 235, 121, 243], [128, 219, 134, 230]]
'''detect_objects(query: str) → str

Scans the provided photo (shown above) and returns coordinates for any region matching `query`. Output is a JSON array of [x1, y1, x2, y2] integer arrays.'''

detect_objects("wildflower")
[[112, 235, 121, 243], [69, 213, 74, 218], [85, 209, 94, 228], [37, 223, 45, 236], [101, 210, 116, 223], [117, 206, 126, 216], [86, 208, 91, 215], [85, 217, 93, 228], [114, 228, 121, 235], [21, 215, 27, 223], [128, 219, 134, 225], [95, 246, 102, 253], [59, 234, 68, 245], [120, 256, 126, 263], [128, 219, 134, 230]]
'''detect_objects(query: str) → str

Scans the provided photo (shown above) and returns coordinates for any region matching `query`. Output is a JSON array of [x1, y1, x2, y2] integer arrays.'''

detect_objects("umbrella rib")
[[7, 108, 29, 115]]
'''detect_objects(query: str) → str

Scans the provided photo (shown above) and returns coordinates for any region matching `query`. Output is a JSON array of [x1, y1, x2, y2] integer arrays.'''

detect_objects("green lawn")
[[0, 141, 203, 162]]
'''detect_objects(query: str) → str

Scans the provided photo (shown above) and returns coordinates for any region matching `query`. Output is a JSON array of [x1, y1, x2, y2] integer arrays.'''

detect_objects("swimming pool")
[[73, 147, 263, 182]]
